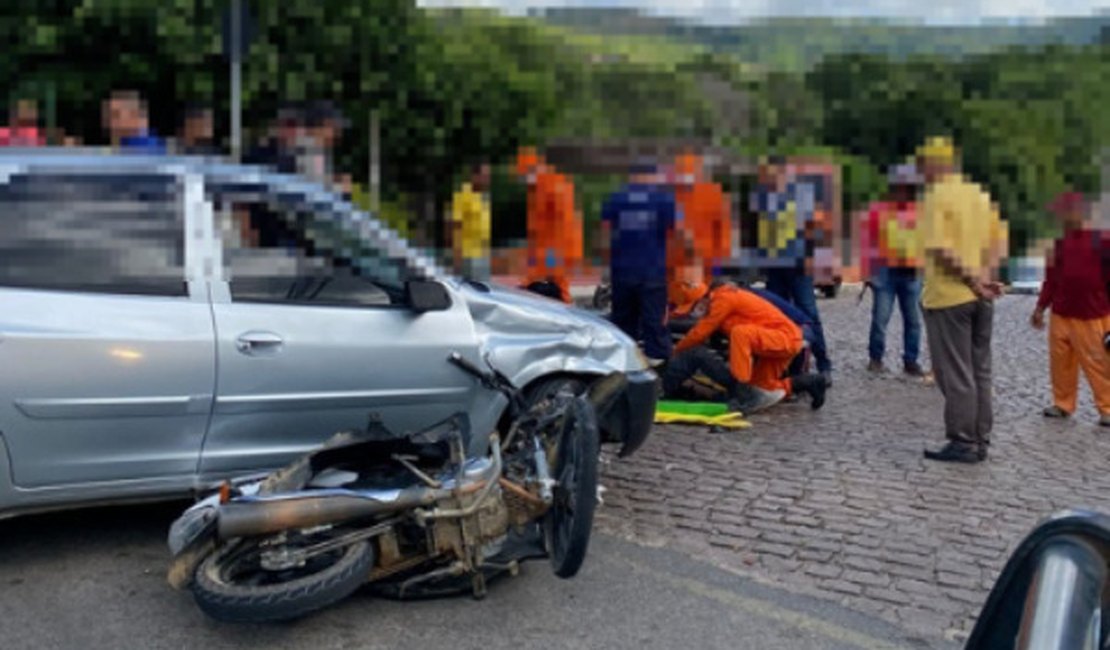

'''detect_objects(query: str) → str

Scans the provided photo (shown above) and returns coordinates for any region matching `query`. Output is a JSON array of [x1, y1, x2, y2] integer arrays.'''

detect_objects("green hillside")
[[541, 7, 1110, 71]]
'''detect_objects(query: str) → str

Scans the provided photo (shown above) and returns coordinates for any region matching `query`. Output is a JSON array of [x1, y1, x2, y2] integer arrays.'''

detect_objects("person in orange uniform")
[[516, 147, 582, 304], [672, 152, 731, 280], [673, 281, 828, 412]]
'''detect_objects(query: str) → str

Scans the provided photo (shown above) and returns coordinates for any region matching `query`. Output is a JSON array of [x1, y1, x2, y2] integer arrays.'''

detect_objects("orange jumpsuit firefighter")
[[674, 284, 802, 395], [516, 148, 582, 304], [668, 153, 731, 308]]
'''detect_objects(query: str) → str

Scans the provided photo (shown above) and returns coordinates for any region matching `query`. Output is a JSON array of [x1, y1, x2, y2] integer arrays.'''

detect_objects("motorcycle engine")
[[430, 484, 510, 562]]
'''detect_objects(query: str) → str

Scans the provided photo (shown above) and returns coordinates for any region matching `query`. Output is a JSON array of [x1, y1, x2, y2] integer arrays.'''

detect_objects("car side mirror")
[[965, 510, 1110, 650], [405, 279, 451, 313]]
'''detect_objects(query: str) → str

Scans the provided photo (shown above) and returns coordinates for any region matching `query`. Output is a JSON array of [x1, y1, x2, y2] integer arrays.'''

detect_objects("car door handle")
[[235, 331, 284, 355]]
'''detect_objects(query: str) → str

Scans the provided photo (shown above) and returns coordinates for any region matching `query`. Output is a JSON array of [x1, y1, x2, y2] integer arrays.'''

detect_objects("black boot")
[[728, 382, 785, 415], [789, 373, 828, 410], [923, 441, 982, 464]]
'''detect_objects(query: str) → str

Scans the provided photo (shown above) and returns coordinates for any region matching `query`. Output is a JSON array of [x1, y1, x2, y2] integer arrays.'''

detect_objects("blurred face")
[[757, 164, 774, 186], [760, 164, 786, 189], [11, 100, 38, 128], [471, 164, 491, 192], [276, 121, 299, 147], [918, 158, 953, 184], [183, 113, 213, 145], [104, 96, 147, 140], [521, 165, 540, 186], [1059, 207, 1086, 230], [314, 121, 340, 150]]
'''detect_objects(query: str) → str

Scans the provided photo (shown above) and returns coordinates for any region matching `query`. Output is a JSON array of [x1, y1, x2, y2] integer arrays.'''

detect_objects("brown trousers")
[[924, 300, 994, 446]]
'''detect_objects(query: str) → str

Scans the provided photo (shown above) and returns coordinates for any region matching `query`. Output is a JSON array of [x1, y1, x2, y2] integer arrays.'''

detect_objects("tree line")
[[3, 1, 1105, 254]]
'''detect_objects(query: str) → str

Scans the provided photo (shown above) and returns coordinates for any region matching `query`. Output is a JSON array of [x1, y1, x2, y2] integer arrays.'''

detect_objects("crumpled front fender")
[[458, 283, 656, 455]]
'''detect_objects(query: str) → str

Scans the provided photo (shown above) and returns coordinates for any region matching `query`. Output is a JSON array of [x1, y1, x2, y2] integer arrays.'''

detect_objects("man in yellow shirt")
[[916, 137, 1008, 464], [449, 163, 492, 281]]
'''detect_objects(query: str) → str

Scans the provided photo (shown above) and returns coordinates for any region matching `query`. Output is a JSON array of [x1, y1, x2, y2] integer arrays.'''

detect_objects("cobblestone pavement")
[[596, 288, 1110, 647]]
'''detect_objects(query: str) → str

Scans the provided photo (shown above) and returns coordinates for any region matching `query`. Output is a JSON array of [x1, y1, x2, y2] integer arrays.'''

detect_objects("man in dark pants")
[[601, 161, 688, 364], [916, 137, 1008, 463], [752, 158, 833, 381], [661, 345, 735, 402]]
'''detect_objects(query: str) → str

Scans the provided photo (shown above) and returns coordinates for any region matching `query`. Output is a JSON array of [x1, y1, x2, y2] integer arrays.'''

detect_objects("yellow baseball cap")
[[916, 136, 955, 165]]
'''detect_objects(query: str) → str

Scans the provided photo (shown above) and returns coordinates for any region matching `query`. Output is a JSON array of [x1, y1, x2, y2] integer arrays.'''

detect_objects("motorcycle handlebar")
[[448, 352, 518, 405], [448, 352, 487, 381]]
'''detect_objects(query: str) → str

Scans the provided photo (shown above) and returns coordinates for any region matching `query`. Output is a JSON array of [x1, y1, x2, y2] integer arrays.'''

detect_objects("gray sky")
[[417, 0, 1109, 25]]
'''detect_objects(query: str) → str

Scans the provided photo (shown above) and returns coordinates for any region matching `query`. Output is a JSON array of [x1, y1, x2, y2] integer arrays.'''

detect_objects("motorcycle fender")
[[167, 534, 217, 591]]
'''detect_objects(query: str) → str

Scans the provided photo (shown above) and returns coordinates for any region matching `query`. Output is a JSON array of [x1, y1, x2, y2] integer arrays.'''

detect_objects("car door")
[[198, 180, 480, 477], [0, 169, 215, 488]]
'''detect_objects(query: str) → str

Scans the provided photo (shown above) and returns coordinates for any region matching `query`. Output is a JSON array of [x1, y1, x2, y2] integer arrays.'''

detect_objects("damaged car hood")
[[455, 281, 646, 388]]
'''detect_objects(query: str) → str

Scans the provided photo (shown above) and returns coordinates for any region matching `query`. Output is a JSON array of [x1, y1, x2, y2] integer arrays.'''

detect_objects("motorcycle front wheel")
[[545, 395, 600, 578], [192, 535, 375, 623]]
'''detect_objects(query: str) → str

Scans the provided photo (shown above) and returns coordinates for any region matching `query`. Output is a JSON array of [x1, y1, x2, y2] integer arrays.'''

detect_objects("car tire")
[[192, 537, 375, 623], [545, 395, 600, 579]]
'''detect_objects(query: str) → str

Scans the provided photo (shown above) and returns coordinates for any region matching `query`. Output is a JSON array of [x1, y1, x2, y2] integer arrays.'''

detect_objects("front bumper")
[[599, 369, 658, 457]]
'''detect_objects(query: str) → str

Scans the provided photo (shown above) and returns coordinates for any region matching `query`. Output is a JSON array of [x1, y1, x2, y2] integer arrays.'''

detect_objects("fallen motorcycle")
[[167, 352, 626, 623]]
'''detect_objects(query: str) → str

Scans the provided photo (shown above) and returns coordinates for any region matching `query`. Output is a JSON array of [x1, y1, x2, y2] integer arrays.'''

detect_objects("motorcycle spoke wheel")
[[191, 534, 375, 623], [544, 395, 600, 579]]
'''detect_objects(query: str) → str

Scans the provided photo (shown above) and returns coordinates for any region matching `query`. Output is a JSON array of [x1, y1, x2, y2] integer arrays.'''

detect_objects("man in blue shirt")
[[103, 90, 166, 154], [601, 160, 688, 363]]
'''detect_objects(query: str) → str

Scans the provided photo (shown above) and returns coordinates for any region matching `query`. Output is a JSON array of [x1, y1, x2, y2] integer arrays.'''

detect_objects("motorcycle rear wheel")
[[192, 536, 375, 623], [545, 395, 600, 578]]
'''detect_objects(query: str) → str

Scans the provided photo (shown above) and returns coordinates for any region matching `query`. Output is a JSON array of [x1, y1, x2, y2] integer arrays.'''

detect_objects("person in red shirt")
[[673, 280, 827, 412], [859, 163, 928, 377], [1030, 191, 1110, 427], [0, 99, 46, 147]]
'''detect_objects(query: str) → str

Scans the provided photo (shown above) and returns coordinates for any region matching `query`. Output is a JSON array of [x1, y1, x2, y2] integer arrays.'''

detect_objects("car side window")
[[0, 172, 186, 296], [214, 195, 399, 308]]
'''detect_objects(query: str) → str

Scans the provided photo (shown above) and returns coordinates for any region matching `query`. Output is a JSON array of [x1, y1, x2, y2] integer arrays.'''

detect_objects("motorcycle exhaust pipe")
[[217, 487, 437, 539]]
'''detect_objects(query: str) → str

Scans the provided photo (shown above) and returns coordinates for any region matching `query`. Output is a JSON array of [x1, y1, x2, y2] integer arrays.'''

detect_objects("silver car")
[[0, 150, 657, 519]]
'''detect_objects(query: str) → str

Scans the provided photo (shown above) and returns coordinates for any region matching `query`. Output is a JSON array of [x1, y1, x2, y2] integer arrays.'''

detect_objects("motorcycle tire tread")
[[191, 539, 375, 623], [547, 395, 600, 579]]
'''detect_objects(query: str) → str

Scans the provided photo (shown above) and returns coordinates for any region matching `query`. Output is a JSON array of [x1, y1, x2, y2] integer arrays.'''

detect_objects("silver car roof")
[[0, 148, 443, 280]]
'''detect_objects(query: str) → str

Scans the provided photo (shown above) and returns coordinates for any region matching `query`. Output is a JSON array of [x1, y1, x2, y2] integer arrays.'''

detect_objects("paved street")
[[0, 502, 930, 650], [596, 287, 1110, 645], [0, 289, 1103, 649]]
